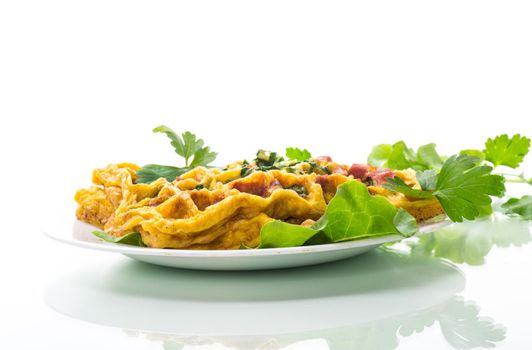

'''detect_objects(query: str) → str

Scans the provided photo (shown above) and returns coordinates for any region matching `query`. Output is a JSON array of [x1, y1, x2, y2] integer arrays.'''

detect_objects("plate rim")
[[43, 219, 450, 258]]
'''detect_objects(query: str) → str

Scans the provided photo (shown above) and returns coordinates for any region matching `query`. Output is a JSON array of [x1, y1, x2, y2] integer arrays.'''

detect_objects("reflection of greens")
[[259, 181, 418, 248], [399, 297, 506, 349], [132, 296, 505, 350], [92, 230, 146, 247], [502, 195, 532, 220], [410, 229, 492, 266], [407, 215, 531, 265], [162, 342, 184, 350]]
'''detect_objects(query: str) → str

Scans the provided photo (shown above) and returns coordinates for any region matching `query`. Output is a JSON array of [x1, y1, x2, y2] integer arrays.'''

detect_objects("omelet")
[[75, 157, 443, 249]]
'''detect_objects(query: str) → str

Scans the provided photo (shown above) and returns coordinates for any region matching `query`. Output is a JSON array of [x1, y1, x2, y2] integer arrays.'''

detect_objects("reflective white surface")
[[2, 212, 531, 349], [1, 1, 532, 348], [43, 215, 528, 349], [44, 250, 464, 336]]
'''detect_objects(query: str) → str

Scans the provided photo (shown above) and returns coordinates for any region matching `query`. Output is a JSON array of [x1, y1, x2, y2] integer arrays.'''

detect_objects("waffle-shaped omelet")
[[75, 158, 443, 249]]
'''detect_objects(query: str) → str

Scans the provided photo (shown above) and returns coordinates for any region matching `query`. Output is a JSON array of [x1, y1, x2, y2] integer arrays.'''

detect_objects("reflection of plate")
[[43, 219, 450, 270], [45, 250, 463, 337], [43, 250, 496, 349]]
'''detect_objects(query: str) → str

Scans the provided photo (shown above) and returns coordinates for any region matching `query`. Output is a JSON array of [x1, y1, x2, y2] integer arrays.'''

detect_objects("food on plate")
[[75, 127, 527, 250], [75, 159, 443, 249]]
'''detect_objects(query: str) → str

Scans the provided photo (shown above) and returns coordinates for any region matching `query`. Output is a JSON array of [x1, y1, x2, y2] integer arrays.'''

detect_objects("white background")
[[0, 1, 531, 349]]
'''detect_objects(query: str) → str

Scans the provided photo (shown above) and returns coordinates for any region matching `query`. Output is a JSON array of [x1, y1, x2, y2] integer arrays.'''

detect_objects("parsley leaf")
[[368, 141, 443, 171], [383, 176, 434, 199], [153, 125, 217, 167], [152, 125, 186, 159], [189, 146, 217, 168], [286, 147, 312, 162], [484, 134, 530, 168], [459, 149, 485, 165], [417, 143, 444, 169], [367, 144, 393, 167], [386, 141, 420, 170], [416, 169, 438, 191], [181, 131, 205, 164], [137, 126, 218, 183], [501, 195, 532, 220], [136, 164, 188, 184], [433, 155, 505, 222]]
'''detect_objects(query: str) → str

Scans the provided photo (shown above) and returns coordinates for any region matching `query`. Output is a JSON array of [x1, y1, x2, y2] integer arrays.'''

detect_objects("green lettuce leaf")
[[92, 231, 146, 247], [259, 221, 321, 248], [393, 208, 419, 237], [258, 180, 418, 248]]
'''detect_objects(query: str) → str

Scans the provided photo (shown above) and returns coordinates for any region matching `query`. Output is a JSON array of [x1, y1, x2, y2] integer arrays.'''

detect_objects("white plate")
[[44, 219, 450, 271]]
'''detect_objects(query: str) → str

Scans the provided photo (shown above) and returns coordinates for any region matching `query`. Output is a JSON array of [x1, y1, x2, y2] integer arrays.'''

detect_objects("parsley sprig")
[[433, 155, 505, 222], [384, 155, 505, 222], [138, 127, 529, 223], [286, 147, 312, 162], [368, 142, 443, 171], [381, 134, 530, 222], [153, 125, 217, 167], [484, 134, 531, 168], [136, 126, 217, 183]]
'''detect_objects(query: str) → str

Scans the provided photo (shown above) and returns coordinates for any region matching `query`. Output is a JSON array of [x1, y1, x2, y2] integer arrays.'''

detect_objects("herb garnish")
[[288, 184, 308, 197], [136, 126, 217, 184], [96, 127, 530, 249], [286, 147, 312, 162], [153, 126, 217, 167], [484, 134, 531, 168], [384, 156, 505, 222], [368, 142, 443, 171], [380, 134, 530, 222]]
